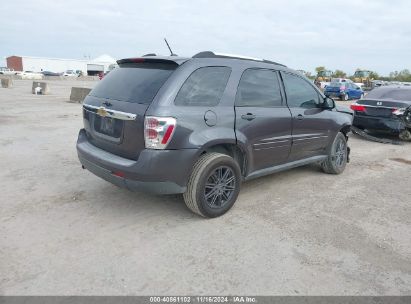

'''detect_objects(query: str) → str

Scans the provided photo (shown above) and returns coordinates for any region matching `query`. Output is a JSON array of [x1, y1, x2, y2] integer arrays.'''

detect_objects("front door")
[[234, 68, 292, 173], [347, 83, 363, 99], [280, 72, 332, 161]]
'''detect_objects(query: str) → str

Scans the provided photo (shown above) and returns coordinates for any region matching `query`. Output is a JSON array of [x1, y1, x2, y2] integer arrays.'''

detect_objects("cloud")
[[1, 0, 410, 74]]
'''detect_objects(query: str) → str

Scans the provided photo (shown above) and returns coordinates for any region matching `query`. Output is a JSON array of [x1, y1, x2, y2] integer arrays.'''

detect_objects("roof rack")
[[192, 51, 286, 67]]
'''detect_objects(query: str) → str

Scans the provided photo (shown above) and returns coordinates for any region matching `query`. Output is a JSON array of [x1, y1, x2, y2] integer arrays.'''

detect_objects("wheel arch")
[[196, 142, 248, 176], [339, 124, 352, 139]]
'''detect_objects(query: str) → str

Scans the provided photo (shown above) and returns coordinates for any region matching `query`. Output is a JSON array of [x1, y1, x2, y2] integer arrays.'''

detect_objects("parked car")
[[63, 70, 78, 77], [77, 51, 353, 218], [19, 71, 43, 80], [351, 86, 411, 138], [0, 67, 15, 75], [41, 71, 61, 76], [325, 80, 364, 101], [331, 78, 353, 84]]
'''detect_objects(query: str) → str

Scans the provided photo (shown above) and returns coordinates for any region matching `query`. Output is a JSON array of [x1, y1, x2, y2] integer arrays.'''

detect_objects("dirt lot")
[[1, 80, 410, 295]]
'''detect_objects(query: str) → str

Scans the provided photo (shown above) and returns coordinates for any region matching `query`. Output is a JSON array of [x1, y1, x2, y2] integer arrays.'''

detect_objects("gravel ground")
[[1, 80, 410, 295]]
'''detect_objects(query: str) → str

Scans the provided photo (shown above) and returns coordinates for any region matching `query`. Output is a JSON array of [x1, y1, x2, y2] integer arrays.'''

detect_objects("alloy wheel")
[[204, 166, 236, 209], [333, 138, 346, 167]]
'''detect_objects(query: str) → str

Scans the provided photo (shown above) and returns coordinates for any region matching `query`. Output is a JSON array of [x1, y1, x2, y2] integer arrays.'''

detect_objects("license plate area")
[[93, 115, 123, 138], [365, 108, 392, 117]]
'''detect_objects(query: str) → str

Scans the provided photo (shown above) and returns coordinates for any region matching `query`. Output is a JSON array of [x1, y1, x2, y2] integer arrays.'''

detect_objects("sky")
[[1, 0, 410, 75]]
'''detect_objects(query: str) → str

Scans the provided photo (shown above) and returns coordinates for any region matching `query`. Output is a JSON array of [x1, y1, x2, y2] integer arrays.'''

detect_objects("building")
[[6, 54, 116, 75]]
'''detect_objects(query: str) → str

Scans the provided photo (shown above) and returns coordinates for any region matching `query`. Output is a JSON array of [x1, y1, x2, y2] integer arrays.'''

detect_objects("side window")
[[174, 66, 231, 106], [236, 69, 282, 107], [282, 73, 321, 108]]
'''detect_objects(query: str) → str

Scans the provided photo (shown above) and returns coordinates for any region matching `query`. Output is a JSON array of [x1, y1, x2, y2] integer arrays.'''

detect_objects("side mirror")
[[323, 97, 335, 109]]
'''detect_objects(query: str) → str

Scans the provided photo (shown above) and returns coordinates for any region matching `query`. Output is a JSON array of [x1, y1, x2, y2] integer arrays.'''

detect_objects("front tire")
[[341, 93, 349, 101], [183, 152, 241, 218], [321, 132, 348, 174]]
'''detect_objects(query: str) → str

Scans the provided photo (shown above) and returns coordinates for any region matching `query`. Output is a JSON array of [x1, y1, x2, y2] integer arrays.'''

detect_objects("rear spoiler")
[[117, 57, 189, 66]]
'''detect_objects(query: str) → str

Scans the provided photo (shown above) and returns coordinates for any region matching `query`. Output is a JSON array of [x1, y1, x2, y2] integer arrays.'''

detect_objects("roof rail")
[[192, 51, 286, 67]]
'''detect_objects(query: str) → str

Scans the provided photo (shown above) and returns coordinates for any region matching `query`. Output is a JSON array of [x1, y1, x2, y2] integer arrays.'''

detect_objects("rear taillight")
[[392, 108, 404, 115], [144, 116, 176, 149], [350, 103, 366, 112]]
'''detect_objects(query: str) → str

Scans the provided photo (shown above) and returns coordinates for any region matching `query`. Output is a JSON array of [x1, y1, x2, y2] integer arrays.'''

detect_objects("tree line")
[[311, 66, 411, 82]]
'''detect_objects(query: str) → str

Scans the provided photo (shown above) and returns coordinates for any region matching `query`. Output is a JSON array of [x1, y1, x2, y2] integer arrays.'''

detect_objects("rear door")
[[347, 83, 362, 99], [82, 61, 178, 160], [280, 72, 331, 161], [235, 68, 292, 172]]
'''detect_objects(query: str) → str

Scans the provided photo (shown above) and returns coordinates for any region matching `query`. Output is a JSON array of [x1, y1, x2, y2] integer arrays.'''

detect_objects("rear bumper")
[[76, 129, 198, 194], [325, 92, 343, 98], [353, 115, 405, 132]]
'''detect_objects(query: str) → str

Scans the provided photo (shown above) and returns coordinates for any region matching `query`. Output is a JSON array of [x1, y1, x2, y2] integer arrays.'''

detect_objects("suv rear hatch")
[[82, 59, 182, 160], [326, 82, 345, 93]]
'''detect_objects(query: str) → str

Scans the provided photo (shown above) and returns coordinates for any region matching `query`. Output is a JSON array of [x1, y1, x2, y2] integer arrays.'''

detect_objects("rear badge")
[[97, 107, 108, 117], [377, 102, 382, 106]]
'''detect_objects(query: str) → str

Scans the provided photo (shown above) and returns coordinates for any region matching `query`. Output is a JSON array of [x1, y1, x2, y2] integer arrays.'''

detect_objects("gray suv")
[[77, 51, 353, 217]]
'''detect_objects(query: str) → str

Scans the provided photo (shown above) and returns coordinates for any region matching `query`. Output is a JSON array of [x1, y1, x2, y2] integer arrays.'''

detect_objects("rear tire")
[[341, 94, 348, 101], [321, 132, 348, 174], [183, 152, 241, 218]]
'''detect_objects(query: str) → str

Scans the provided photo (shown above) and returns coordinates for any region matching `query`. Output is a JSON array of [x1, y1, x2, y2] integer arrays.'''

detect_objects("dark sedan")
[[41, 71, 62, 76], [351, 86, 411, 135]]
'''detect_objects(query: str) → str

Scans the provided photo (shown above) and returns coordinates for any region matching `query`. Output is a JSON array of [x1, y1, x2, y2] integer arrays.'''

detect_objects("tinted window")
[[366, 88, 411, 101], [175, 67, 231, 106], [90, 63, 176, 104], [329, 81, 343, 87], [282, 73, 321, 108], [236, 69, 282, 107]]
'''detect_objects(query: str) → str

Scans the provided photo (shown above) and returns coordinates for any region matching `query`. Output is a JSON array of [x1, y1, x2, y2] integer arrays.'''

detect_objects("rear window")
[[329, 81, 344, 87], [366, 88, 411, 101], [175, 66, 231, 106], [90, 63, 176, 104], [236, 69, 283, 107]]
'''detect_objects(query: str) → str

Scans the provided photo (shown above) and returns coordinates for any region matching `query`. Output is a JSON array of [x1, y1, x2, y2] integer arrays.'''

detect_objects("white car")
[[331, 78, 353, 83], [19, 71, 44, 80], [63, 70, 78, 77], [0, 67, 15, 75]]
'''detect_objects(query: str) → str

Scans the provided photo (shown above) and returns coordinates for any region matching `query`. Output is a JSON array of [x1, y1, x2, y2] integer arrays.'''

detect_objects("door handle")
[[297, 114, 304, 120], [241, 113, 256, 121]]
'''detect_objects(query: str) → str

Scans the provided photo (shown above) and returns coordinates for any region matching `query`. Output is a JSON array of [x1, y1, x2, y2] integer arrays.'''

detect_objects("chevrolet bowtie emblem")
[[97, 107, 108, 117]]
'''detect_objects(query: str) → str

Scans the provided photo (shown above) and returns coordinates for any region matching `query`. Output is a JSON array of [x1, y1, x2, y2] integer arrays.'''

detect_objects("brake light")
[[130, 58, 145, 63], [350, 104, 366, 112], [161, 125, 175, 144], [144, 116, 176, 149], [112, 171, 125, 178]]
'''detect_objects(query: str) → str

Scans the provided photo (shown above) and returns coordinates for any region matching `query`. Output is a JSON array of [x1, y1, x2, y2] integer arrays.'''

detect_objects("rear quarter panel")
[[146, 59, 241, 150]]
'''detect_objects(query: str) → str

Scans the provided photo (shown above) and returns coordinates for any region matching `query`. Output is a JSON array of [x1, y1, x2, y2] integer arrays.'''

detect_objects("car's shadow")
[[350, 130, 411, 145], [77, 163, 324, 221]]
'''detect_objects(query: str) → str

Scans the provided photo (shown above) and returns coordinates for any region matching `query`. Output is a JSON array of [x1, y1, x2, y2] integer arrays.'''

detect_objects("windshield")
[[355, 71, 369, 77], [318, 71, 331, 77], [90, 63, 176, 104], [329, 81, 345, 87], [366, 88, 411, 101]]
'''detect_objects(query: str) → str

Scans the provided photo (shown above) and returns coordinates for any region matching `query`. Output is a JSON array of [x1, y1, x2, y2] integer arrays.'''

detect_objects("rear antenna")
[[164, 38, 177, 56]]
